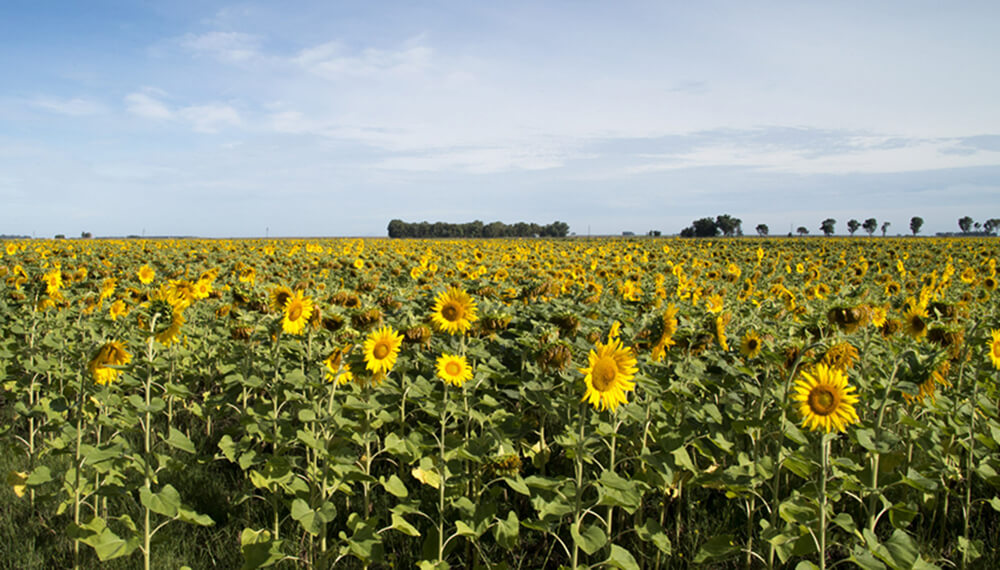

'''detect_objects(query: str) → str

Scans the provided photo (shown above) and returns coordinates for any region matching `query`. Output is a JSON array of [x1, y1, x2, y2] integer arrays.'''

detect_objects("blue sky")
[[2, 0, 999, 237]]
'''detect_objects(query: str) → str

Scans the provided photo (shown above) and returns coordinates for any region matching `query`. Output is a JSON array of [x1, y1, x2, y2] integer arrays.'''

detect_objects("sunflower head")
[[270, 286, 294, 313], [282, 290, 314, 335], [88, 341, 132, 385], [791, 364, 860, 433], [580, 338, 638, 412], [436, 353, 474, 387], [740, 330, 763, 359], [363, 325, 404, 377], [988, 329, 1000, 371], [431, 287, 478, 335]]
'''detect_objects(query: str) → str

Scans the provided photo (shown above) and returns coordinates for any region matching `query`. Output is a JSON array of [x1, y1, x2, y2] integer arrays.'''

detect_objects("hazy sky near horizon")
[[2, 0, 999, 237]]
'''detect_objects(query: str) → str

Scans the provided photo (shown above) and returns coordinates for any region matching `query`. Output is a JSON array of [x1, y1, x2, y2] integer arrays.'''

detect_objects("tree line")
[[387, 219, 570, 238], [679, 215, 1000, 237]]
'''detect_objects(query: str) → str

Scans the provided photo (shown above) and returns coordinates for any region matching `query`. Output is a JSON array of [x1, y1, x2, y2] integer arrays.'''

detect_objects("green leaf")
[[795, 562, 820, 570], [291, 498, 325, 536], [25, 465, 52, 485], [957, 536, 982, 563], [391, 513, 421, 537], [571, 523, 607, 556], [240, 528, 284, 569], [494, 510, 519, 550], [596, 470, 642, 513], [694, 534, 739, 564], [70, 515, 140, 561], [635, 518, 671, 554], [166, 427, 196, 454], [889, 503, 918, 530], [504, 476, 530, 496], [411, 466, 441, 489], [850, 546, 887, 570], [139, 484, 181, 518], [989, 496, 1000, 512], [381, 474, 409, 498], [883, 529, 919, 568], [671, 446, 697, 473], [455, 520, 478, 537], [604, 544, 640, 570], [177, 505, 214, 527], [779, 497, 816, 525]]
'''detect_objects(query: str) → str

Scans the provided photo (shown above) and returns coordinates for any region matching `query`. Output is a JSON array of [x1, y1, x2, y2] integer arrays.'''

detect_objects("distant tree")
[[862, 218, 878, 236], [847, 219, 861, 236], [820, 218, 836, 237], [881, 221, 890, 237], [680, 217, 720, 238], [974, 222, 982, 232], [387, 219, 406, 238], [54, 234, 65, 239], [909, 216, 924, 236], [81, 231, 93, 239], [984, 218, 1000, 236], [715, 214, 742, 237], [755, 223, 769, 237], [647, 230, 661, 237], [622, 231, 635, 236], [958, 216, 973, 234], [796, 226, 809, 236]]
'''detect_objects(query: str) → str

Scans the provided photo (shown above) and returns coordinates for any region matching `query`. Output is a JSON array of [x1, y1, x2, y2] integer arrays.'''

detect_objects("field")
[[2, 236, 999, 569]]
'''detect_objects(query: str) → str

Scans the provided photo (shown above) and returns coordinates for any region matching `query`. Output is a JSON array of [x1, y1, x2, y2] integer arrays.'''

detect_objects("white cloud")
[[180, 31, 261, 63], [31, 97, 106, 116], [124, 91, 173, 119], [294, 40, 431, 78], [179, 104, 242, 133], [626, 135, 1000, 176]]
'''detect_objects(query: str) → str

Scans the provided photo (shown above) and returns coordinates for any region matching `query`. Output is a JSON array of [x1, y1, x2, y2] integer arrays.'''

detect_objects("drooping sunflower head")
[[580, 338, 638, 412], [988, 329, 1000, 370], [324, 346, 353, 385], [791, 364, 860, 433], [740, 330, 763, 359], [270, 285, 294, 313], [282, 290, 314, 335], [436, 353, 474, 387], [431, 287, 478, 335], [363, 325, 404, 376], [903, 302, 928, 340], [88, 341, 132, 386]]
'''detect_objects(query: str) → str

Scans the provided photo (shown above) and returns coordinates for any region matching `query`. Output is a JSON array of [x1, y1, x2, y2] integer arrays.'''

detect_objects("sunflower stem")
[[819, 434, 829, 570], [571, 403, 586, 569], [438, 380, 449, 565]]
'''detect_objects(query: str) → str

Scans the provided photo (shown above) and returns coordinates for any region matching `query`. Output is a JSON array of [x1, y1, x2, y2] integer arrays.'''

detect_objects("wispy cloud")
[[179, 31, 262, 63], [179, 104, 242, 133], [124, 90, 172, 119], [31, 97, 106, 116], [294, 39, 432, 79]]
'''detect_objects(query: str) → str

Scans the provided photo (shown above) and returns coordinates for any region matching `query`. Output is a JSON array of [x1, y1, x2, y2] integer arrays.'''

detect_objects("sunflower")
[[903, 301, 928, 340], [137, 264, 155, 285], [791, 364, 860, 433], [431, 287, 478, 335], [988, 329, 1000, 370], [580, 338, 638, 412], [269, 285, 293, 313], [109, 299, 129, 321], [363, 325, 403, 376], [154, 310, 185, 346], [88, 341, 132, 385], [324, 346, 354, 385], [740, 330, 763, 359], [437, 353, 474, 387], [282, 290, 314, 335]]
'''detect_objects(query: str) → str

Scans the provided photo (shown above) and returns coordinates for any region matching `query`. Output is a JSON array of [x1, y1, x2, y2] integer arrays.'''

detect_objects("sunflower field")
[[2, 236, 1000, 569]]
